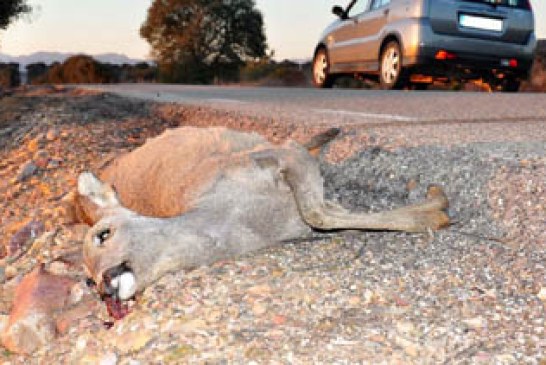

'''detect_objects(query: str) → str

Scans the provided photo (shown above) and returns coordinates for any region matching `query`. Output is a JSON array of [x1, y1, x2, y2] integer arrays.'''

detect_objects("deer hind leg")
[[260, 142, 450, 233]]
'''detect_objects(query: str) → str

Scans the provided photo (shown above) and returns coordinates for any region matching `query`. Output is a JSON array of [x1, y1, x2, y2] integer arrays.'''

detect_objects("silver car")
[[313, 0, 536, 91]]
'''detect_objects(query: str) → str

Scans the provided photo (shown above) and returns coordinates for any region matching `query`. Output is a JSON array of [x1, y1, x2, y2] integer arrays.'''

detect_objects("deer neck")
[[136, 212, 227, 280]]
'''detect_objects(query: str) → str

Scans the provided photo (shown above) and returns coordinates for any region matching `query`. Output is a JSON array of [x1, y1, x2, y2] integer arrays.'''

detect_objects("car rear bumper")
[[403, 18, 536, 78]]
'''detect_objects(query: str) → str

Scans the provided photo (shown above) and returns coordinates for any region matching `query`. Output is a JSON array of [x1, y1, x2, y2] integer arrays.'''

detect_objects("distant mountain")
[[0, 51, 151, 69]]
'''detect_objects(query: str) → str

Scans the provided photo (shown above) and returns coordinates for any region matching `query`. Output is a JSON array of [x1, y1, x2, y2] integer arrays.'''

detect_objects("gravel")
[[0, 86, 544, 364]]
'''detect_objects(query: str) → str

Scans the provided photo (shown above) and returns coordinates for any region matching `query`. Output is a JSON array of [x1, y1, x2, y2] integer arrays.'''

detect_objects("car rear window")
[[462, 0, 531, 9]]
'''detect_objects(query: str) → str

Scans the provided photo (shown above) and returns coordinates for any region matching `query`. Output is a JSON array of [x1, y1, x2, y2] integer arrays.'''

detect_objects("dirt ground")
[[0, 86, 544, 364]]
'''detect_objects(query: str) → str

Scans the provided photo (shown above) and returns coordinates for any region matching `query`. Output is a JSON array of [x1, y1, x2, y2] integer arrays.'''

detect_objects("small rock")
[[99, 352, 118, 365], [113, 330, 153, 354], [165, 344, 196, 361], [27, 138, 40, 153], [8, 220, 45, 257], [167, 318, 207, 334], [363, 289, 374, 305], [252, 302, 268, 316], [272, 314, 287, 326], [348, 296, 361, 306], [68, 281, 90, 304], [33, 149, 50, 169], [1, 265, 75, 354], [537, 287, 546, 302], [47, 158, 62, 169], [1, 274, 22, 310], [247, 284, 272, 296], [16, 161, 39, 182], [0, 314, 8, 333], [46, 129, 59, 141], [2, 311, 54, 355], [56, 299, 99, 335], [494, 354, 517, 364], [394, 335, 420, 358], [48, 261, 71, 276], [4, 265, 17, 280], [396, 321, 417, 337], [463, 317, 486, 330], [0, 266, 5, 284], [367, 334, 386, 344], [483, 288, 497, 300], [76, 336, 87, 351], [78, 354, 101, 365], [205, 309, 222, 323], [37, 228, 57, 246], [406, 179, 418, 191], [227, 305, 240, 319]]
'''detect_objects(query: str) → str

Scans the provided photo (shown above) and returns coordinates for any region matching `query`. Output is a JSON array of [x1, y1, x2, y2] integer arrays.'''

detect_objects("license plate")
[[459, 14, 503, 32]]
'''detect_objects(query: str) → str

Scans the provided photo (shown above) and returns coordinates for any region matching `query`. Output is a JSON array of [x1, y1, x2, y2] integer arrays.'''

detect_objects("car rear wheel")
[[379, 41, 407, 90], [313, 48, 335, 88]]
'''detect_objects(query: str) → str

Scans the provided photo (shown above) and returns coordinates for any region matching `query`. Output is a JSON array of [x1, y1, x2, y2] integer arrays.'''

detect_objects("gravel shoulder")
[[0, 86, 544, 364]]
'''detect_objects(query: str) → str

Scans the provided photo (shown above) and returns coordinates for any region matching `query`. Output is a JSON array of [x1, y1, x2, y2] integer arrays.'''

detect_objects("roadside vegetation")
[[140, 0, 267, 84], [24, 55, 157, 84], [0, 0, 30, 31]]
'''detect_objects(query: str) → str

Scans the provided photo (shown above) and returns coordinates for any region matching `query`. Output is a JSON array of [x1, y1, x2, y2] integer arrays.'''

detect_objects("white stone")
[[99, 352, 118, 365], [537, 287, 546, 302]]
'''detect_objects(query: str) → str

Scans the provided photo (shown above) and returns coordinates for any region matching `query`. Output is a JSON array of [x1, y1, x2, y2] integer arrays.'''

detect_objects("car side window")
[[347, 0, 370, 17], [371, 0, 390, 10]]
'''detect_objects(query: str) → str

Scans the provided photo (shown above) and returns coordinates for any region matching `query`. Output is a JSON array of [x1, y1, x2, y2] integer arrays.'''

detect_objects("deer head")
[[79, 172, 160, 301]]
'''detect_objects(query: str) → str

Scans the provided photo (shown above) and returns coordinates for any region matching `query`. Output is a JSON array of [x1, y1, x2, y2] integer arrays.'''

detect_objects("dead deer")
[[76, 127, 449, 307]]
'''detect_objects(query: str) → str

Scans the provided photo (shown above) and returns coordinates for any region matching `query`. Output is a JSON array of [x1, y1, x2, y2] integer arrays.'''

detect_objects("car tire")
[[313, 48, 335, 88], [379, 41, 407, 90]]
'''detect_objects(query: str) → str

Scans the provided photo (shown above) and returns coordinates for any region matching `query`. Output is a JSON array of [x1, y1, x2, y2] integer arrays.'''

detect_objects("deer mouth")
[[98, 262, 136, 320]]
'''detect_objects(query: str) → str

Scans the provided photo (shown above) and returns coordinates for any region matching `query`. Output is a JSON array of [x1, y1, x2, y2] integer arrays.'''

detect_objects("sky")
[[0, 0, 544, 61]]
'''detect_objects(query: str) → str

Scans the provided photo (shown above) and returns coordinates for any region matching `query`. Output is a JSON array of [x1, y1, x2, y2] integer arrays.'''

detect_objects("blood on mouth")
[[104, 296, 130, 320], [100, 264, 135, 321]]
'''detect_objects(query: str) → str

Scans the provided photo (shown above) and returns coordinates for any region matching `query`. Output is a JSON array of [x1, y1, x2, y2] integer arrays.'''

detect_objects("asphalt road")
[[82, 84, 546, 128]]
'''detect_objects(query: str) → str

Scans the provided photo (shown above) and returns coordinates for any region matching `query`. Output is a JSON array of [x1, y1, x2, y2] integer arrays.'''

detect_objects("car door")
[[327, 0, 371, 66], [328, 0, 392, 68], [351, 0, 392, 64]]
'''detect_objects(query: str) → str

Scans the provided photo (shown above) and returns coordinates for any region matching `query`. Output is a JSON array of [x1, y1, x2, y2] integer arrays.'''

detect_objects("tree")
[[26, 62, 48, 84], [60, 55, 110, 83], [141, 0, 267, 83], [0, 0, 31, 30], [0, 63, 20, 87]]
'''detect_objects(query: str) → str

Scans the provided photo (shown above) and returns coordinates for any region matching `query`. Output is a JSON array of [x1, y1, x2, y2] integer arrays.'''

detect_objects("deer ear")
[[78, 172, 120, 208]]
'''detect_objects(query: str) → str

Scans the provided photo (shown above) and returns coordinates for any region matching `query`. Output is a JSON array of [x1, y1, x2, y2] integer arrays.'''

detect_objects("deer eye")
[[94, 228, 111, 246]]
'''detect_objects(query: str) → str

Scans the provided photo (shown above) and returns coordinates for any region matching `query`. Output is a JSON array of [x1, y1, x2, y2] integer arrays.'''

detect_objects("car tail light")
[[435, 50, 457, 60], [501, 58, 519, 68]]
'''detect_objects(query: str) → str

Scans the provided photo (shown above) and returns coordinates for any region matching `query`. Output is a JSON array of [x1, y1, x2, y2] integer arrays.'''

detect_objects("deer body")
[[78, 127, 450, 301]]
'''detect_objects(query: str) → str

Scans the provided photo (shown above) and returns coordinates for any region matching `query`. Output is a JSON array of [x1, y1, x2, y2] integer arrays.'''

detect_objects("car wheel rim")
[[382, 47, 399, 85], [314, 53, 328, 85]]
